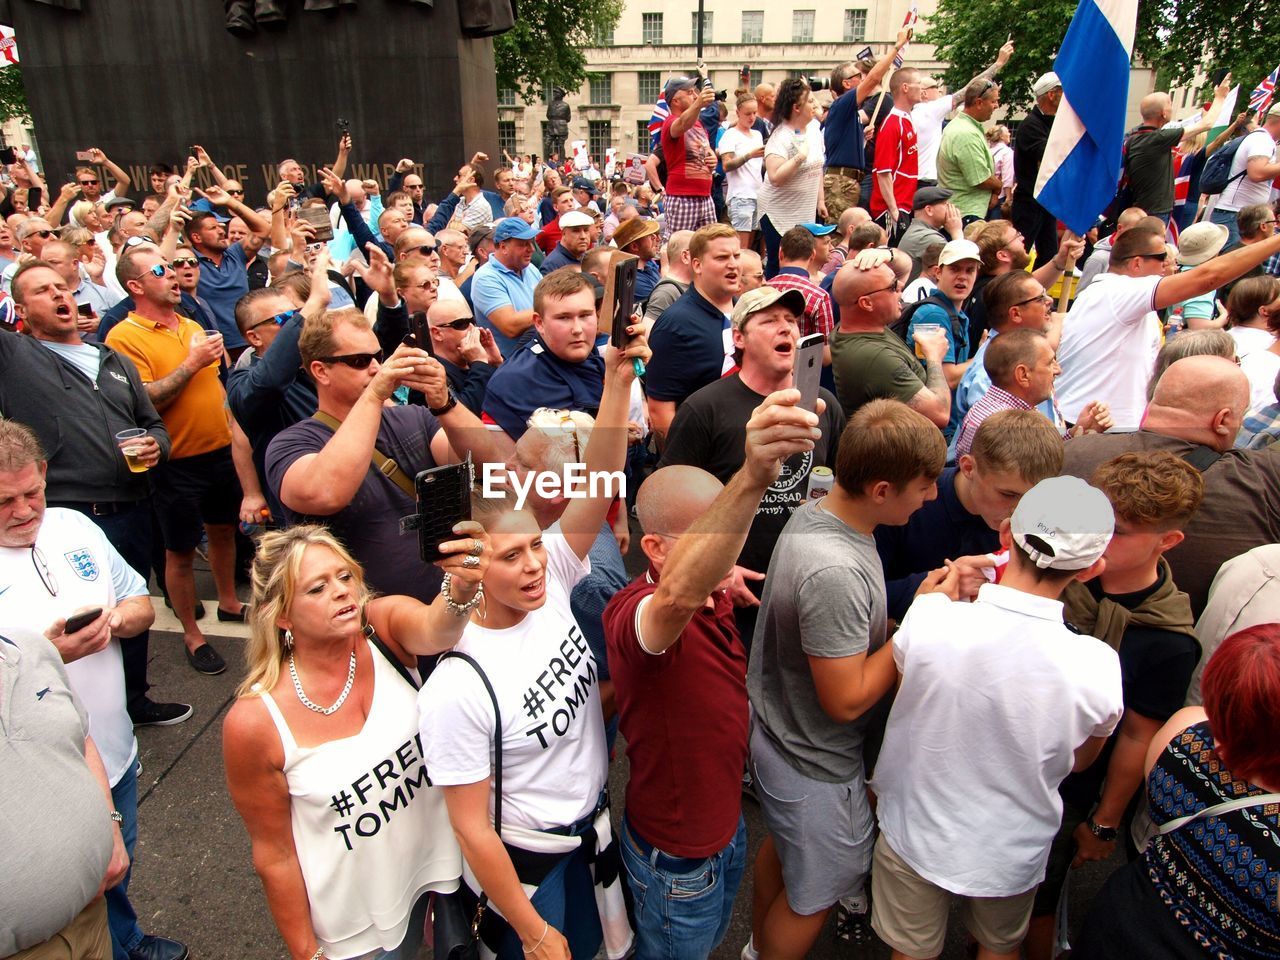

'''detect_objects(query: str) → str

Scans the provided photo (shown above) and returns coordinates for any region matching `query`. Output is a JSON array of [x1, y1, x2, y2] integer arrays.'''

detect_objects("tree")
[[920, 0, 1277, 115], [494, 0, 623, 104], [0, 65, 30, 125]]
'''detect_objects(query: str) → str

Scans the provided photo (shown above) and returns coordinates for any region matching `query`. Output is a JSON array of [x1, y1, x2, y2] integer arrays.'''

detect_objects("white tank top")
[[259, 638, 461, 960]]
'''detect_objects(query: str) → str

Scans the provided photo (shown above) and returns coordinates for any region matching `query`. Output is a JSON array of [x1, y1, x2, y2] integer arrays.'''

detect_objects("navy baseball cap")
[[493, 218, 538, 243], [571, 177, 599, 195]]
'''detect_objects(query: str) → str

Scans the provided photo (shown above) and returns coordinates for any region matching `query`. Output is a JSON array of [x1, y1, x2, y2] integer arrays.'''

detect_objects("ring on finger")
[[469, 539, 484, 556], [462, 555, 481, 569]]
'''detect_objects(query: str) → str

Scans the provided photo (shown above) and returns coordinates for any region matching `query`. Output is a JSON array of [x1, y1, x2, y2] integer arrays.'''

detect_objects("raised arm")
[[198, 185, 270, 255], [193, 146, 231, 189], [1155, 229, 1280, 310], [950, 42, 1014, 110], [856, 26, 913, 103], [89, 148, 131, 197], [330, 132, 352, 182]]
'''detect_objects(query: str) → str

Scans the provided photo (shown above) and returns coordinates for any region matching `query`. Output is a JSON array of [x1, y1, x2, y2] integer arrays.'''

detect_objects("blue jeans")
[[107, 760, 143, 959], [1211, 206, 1242, 247], [761, 215, 783, 279], [620, 814, 748, 960], [493, 843, 602, 960]]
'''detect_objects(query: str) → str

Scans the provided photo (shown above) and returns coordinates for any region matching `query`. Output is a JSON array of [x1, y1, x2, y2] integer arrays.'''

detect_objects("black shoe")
[[216, 604, 249, 623], [185, 642, 226, 676], [834, 902, 874, 952], [130, 699, 194, 727], [163, 594, 207, 620], [129, 935, 190, 960]]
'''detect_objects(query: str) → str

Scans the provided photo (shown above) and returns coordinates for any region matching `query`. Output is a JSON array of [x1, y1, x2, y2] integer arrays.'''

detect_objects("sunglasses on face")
[[171, 257, 198, 268], [320, 350, 384, 369], [1015, 293, 1053, 308], [434, 317, 475, 331], [248, 309, 298, 332], [148, 263, 171, 278], [79, 179, 100, 187], [410, 278, 440, 292], [227, 189, 244, 196], [410, 243, 438, 256], [124, 236, 154, 248], [29, 229, 54, 239]]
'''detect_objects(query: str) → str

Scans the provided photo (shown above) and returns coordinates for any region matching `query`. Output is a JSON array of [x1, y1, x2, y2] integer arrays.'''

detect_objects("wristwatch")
[[429, 392, 458, 417], [1085, 816, 1118, 842]]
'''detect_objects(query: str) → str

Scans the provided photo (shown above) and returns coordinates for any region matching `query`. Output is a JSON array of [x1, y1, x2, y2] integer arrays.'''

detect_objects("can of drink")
[[806, 467, 834, 501]]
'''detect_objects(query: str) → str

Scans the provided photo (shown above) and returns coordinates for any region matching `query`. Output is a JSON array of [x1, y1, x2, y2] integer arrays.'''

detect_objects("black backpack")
[[1199, 135, 1249, 196], [889, 291, 965, 350]]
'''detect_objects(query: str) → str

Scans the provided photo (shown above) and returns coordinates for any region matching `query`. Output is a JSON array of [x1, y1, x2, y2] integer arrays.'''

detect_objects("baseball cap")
[[938, 238, 981, 266], [731, 286, 806, 331], [1010, 477, 1114, 571], [492, 218, 538, 243], [1175, 222, 1229, 266], [559, 210, 594, 229], [468, 224, 495, 252], [912, 185, 954, 210], [799, 221, 837, 237], [663, 75, 698, 102], [1032, 72, 1062, 98], [571, 177, 598, 195]]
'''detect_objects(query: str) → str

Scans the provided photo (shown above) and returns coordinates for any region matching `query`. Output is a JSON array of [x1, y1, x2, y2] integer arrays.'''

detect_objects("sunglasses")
[[227, 189, 244, 196], [434, 317, 475, 331], [29, 229, 54, 239], [1015, 293, 1053, 308], [124, 236, 154, 248], [866, 280, 901, 297], [1134, 252, 1169, 263], [410, 278, 440, 292], [405, 184, 425, 191], [78, 179, 100, 187], [409, 243, 438, 256], [249, 308, 298, 332], [171, 257, 198, 268], [320, 350, 384, 369], [148, 263, 171, 278]]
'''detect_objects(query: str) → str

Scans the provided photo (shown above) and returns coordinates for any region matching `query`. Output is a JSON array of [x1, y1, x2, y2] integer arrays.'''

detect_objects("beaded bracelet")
[[440, 573, 484, 616]]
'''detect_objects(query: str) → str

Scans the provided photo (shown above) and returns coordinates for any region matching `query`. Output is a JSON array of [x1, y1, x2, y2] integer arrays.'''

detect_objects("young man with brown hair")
[[1025, 451, 1204, 960], [745, 399, 953, 960]]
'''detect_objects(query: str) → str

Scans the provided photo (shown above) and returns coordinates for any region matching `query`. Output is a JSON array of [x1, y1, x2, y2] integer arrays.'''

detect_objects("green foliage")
[[494, 0, 624, 105], [0, 66, 30, 125], [920, 0, 1278, 115]]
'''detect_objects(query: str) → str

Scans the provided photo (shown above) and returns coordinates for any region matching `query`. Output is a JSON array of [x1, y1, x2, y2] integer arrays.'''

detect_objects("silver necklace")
[[289, 649, 357, 715]]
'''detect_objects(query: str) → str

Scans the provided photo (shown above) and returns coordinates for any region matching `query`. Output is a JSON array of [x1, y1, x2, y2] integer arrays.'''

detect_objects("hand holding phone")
[[400, 457, 474, 563], [64, 607, 105, 634], [792, 333, 825, 414]]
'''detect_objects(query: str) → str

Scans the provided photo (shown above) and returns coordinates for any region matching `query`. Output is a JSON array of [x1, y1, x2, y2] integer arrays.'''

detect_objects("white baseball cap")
[[1032, 72, 1062, 98], [938, 239, 981, 266], [1010, 477, 1114, 571], [559, 210, 594, 229]]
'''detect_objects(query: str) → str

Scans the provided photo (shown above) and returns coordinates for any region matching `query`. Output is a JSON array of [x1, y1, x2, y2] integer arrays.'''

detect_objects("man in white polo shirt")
[[0, 420, 187, 960], [1210, 109, 1280, 246], [869, 476, 1124, 960], [1056, 221, 1280, 429]]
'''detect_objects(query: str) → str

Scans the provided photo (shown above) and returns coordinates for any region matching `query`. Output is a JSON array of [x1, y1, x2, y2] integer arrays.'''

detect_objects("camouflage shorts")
[[824, 172, 862, 221]]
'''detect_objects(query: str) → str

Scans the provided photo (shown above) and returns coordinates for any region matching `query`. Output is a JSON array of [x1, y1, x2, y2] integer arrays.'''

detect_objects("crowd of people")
[[3, 29, 1280, 960]]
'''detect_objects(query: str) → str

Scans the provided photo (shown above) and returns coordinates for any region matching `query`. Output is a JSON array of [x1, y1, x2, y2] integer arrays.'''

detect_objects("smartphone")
[[297, 204, 334, 243], [400, 457, 474, 563], [77, 303, 94, 318], [75, 149, 94, 162], [409, 311, 435, 358], [607, 257, 639, 348], [0, 147, 15, 166], [64, 607, 103, 634], [792, 333, 825, 414]]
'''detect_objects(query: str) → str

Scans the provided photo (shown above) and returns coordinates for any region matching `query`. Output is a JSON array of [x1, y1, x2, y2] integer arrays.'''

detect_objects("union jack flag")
[[1250, 65, 1279, 116], [647, 98, 670, 152]]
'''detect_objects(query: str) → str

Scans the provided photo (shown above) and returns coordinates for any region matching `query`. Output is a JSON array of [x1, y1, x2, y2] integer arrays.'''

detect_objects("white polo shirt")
[[870, 583, 1123, 897], [1056, 272, 1163, 428], [0, 508, 147, 786]]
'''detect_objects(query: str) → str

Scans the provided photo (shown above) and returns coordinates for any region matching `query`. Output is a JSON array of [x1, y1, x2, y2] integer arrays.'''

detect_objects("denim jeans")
[[620, 814, 748, 960], [107, 760, 143, 960], [761, 215, 783, 279], [1211, 206, 1242, 247]]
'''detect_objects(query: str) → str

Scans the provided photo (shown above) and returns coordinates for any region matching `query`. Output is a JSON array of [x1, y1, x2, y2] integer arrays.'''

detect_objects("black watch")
[[429, 392, 458, 417], [1086, 816, 1118, 842]]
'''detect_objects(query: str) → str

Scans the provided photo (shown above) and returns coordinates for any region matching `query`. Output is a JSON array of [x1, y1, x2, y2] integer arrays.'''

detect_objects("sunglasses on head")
[[434, 317, 475, 331], [170, 257, 198, 268], [320, 350, 384, 369], [248, 308, 298, 332]]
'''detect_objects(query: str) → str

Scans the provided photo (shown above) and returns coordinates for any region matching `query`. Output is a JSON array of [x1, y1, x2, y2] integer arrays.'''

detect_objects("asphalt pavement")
[[126, 560, 1118, 960]]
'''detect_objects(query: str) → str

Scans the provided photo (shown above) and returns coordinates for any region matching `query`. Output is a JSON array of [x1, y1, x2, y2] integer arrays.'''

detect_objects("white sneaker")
[[740, 937, 759, 960]]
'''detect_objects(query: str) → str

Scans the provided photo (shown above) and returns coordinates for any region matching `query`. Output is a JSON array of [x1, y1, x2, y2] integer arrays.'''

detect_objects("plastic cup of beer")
[[115, 428, 149, 473], [913, 323, 943, 359], [190, 328, 223, 368]]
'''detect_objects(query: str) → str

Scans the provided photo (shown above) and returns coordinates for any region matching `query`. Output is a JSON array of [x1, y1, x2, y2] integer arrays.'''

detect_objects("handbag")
[[432, 651, 505, 960]]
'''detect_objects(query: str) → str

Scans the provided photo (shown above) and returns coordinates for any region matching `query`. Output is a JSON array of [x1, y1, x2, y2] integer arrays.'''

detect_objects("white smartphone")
[[792, 333, 825, 414]]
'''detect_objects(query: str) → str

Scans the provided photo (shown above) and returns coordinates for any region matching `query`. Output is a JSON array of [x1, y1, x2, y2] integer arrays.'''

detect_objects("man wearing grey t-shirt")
[[744, 399, 955, 960]]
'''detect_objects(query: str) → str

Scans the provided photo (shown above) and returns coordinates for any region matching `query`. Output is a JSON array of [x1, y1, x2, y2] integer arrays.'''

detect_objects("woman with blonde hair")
[[223, 520, 491, 960]]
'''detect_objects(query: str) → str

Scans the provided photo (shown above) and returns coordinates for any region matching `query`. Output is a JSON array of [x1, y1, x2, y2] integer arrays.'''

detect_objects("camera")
[[714, 89, 728, 102], [805, 76, 832, 92]]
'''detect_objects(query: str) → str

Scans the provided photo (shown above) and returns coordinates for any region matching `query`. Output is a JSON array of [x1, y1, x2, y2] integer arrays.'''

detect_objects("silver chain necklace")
[[289, 649, 357, 715]]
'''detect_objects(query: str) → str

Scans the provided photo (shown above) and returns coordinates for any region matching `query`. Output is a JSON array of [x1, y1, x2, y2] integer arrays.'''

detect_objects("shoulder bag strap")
[[1158, 792, 1280, 835], [438, 651, 502, 836], [311, 410, 418, 499], [365, 626, 420, 690], [1180, 444, 1223, 473]]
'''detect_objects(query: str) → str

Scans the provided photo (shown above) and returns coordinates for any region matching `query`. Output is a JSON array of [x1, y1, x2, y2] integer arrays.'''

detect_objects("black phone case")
[[64, 608, 103, 633], [610, 258, 639, 347], [399, 456, 473, 563]]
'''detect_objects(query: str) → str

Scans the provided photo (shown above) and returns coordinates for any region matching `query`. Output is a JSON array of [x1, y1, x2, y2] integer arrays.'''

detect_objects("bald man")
[[822, 207, 873, 276], [1075, 206, 1148, 296], [1062, 355, 1280, 616], [1125, 82, 1224, 223], [829, 261, 951, 426], [425, 298, 502, 415], [604, 389, 823, 960]]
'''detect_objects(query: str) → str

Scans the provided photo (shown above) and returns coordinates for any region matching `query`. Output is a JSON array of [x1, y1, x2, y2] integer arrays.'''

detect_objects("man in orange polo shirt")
[[106, 245, 244, 676]]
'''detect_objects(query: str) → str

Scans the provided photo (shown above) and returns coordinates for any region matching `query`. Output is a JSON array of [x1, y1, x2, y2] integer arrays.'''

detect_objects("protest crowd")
[[5, 16, 1280, 960]]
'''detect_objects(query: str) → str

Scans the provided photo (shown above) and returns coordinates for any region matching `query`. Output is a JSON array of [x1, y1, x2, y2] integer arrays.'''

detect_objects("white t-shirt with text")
[[718, 126, 765, 200]]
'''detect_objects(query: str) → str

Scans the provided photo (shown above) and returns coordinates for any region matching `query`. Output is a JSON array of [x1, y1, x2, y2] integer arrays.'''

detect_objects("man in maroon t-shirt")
[[604, 389, 822, 960], [660, 75, 719, 240], [872, 67, 924, 230]]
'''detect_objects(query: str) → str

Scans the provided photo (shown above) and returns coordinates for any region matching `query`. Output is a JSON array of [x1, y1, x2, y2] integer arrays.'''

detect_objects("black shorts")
[[150, 445, 241, 552]]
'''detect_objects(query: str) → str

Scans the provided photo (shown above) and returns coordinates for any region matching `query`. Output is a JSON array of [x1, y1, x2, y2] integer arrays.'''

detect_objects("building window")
[[589, 73, 613, 105], [843, 9, 867, 42], [637, 120, 652, 148], [589, 120, 613, 162], [638, 71, 661, 105], [498, 121, 517, 156], [741, 10, 764, 43], [793, 9, 815, 43], [691, 11, 713, 45], [642, 12, 663, 45], [497, 87, 517, 107], [593, 22, 615, 46]]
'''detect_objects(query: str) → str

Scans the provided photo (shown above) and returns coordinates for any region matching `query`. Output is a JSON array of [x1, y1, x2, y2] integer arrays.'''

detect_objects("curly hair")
[[771, 77, 811, 128], [1089, 451, 1205, 531]]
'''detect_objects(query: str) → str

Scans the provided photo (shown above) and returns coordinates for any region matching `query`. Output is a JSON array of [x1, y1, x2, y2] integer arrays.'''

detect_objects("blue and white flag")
[[1033, 0, 1138, 235]]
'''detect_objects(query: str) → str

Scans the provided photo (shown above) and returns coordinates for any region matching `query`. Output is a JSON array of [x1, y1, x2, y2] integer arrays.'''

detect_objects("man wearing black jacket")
[[1010, 73, 1063, 263], [0, 261, 190, 728], [425, 299, 503, 415]]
